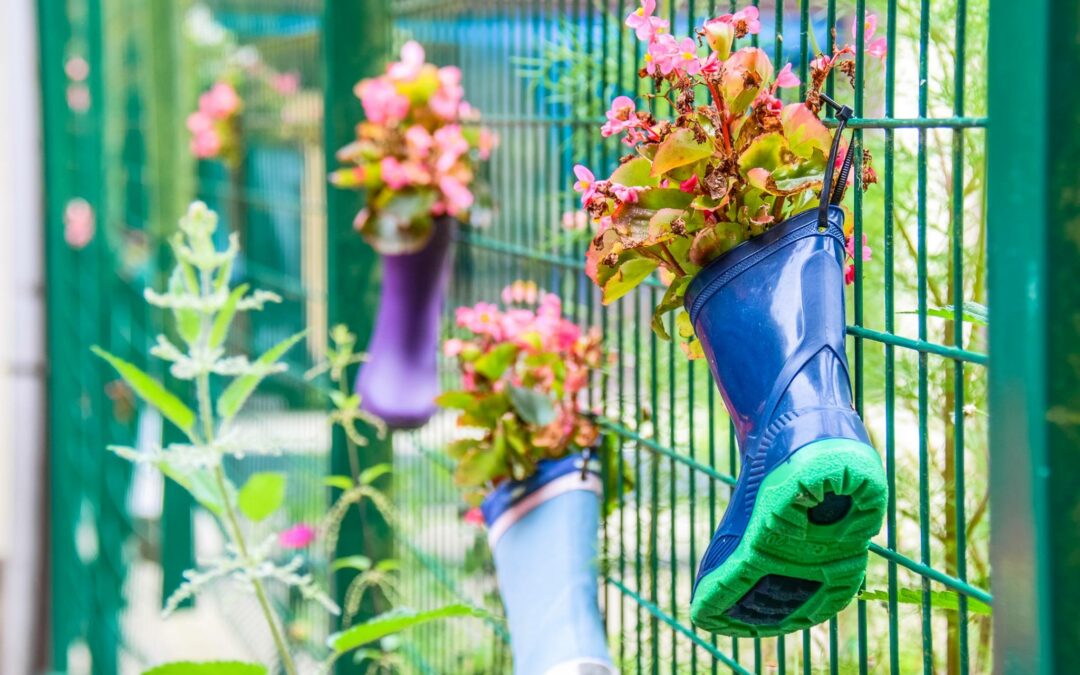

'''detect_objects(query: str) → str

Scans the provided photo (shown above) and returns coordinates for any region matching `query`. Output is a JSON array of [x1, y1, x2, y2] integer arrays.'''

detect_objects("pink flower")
[[463, 507, 485, 526], [389, 40, 426, 80], [844, 233, 872, 285], [478, 129, 498, 160], [64, 198, 95, 249], [433, 125, 469, 173], [443, 338, 465, 357], [438, 175, 474, 215], [271, 71, 300, 95], [279, 524, 316, 549], [199, 82, 241, 119], [573, 165, 599, 205], [356, 78, 409, 125], [731, 6, 761, 35], [612, 184, 640, 204], [404, 125, 434, 157], [645, 34, 680, 75], [380, 157, 410, 190], [853, 14, 888, 60], [774, 63, 800, 89], [430, 66, 465, 120], [674, 37, 703, 76], [601, 96, 639, 137], [191, 129, 222, 158], [562, 210, 589, 231], [456, 302, 503, 339], [626, 0, 669, 42]]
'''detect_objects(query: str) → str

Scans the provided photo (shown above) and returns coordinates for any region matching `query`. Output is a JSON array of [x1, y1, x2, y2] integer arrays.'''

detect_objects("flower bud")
[[703, 18, 734, 60]]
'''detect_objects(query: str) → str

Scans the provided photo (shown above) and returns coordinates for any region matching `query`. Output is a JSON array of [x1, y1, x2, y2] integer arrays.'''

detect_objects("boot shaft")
[[685, 206, 867, 461]]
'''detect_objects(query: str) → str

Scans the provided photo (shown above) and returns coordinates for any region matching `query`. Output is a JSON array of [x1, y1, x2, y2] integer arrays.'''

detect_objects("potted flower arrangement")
[[577, 3, 889, 637], [436, 286, 617, 675], [331, 40, 496, 429]]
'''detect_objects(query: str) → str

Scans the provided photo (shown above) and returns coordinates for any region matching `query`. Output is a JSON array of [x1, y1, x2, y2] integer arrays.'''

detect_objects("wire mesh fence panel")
[[388, 0, 991, 673]]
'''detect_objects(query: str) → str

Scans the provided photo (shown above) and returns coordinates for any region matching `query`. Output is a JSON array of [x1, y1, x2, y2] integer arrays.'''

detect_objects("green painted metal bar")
[[988, 0, 1079, 671], [323, 1, 393, 673]]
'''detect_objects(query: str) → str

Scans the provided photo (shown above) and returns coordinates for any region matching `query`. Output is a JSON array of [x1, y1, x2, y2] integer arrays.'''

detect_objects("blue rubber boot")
[[683, 205, 887, 637], [481, 453, 616, 675]]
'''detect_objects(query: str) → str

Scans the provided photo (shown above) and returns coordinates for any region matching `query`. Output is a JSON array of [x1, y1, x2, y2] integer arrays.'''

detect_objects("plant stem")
[[195, 267, 298, 675]]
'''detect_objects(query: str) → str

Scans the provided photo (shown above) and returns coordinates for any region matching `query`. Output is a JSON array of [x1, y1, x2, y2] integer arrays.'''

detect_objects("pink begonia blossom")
[[774, 63, 800, 89], [853, 14, 888, 60], [572, 164, 599, 206], [430, 66, 465, 120], [200, 82, 241, 119], [356, 78, 409, 125], [389, 41, 426, 80], [456, 302, 503, 339], [844, 233, 873, 284], [613, 184, 640, 204], [64, 198, 95, 249], [380, 157, 411, 190], [443, 338, 465, 357], [731, 6, 761, 35], [405, 125, 434, 157], [626, 0, 669, 42], [191, 128, 222, 159], [463, 507, 485, 526], [674, 37, 703, 76], [272, 71, 300, 95], [601, 96, 639, 137], [279, 524, 316, 549], [645, 34, 679, 75], [562, 210, 589, 231], [439, 175, 474, 215], [186, 110, 213, 135], [434, 125, 470, 173]]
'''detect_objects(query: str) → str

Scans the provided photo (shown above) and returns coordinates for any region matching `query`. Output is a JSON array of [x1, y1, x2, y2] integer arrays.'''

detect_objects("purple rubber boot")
[[356, 217, 456, 429]]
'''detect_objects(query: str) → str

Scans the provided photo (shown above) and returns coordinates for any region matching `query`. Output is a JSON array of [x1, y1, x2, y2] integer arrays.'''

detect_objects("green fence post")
[[323, 1, 392, 672], [988, 0, 1080, 671]]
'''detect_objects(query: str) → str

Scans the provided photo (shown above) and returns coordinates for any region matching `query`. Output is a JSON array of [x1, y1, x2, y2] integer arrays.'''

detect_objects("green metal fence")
[[39, 0, 1000, 673]]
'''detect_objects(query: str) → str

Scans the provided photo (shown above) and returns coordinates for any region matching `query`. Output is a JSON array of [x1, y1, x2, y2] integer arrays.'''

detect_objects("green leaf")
[[217, 331, 306, 420], [651, 128, 714, 177], [902, 302, 988, 327], [92, 347, 195, 435], [324, 475, 354, 491], [609, 157, 660, 188], [859, 588, 992, 615], [143, 662, 267, 675], [209, 283, 249, 350], [331, 555, 373, 572], [359, 463, 392, 485], [237, 472, 286, 522], [434, 390, 476, 411], [650, 276, 693, 341], [781, 103, 832, 160], [602, 258, 658, 304], [689, 223, 746, 267], [738, 132, 786, 174], [473, 343, 519, 381], [508, 385, 556, 426], [329, 604, 486, 654]]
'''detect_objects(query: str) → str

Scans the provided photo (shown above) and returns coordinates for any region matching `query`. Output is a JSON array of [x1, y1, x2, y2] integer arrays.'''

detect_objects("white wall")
[[0, 0, 47, 671]]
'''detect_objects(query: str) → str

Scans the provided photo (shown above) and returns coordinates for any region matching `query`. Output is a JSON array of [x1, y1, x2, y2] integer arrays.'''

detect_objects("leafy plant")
[[96, 203, 475, 674], [579, 2, 885, 357], [329, 41, 497, 254], [436, 286, 606, 503]]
